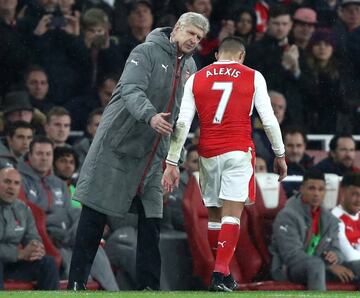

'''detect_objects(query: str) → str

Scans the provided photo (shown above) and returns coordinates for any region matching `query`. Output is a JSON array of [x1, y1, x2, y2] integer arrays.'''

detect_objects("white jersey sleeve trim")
[[166, 74, 196, 165], [254, 71, 285, 157]]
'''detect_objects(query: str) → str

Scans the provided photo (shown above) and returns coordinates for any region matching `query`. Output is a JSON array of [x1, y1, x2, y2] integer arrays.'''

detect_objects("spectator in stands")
[[283, 126, 314, 197], [17, 136, 119, 290], [0, 121, 34, 167], [73, 108, 103, 167], [332, 173, 360, 263], [255, 154, 268, 173], [314, 134, 359, 175], [291, 7, 317, 51], [0, 91, 46, 135], [24, 65, 54, 113], [186, 0, 235, 68], [233, 6, 257, 46], [66, 75, 115, 131], [0, 0, 31, 96], [53, 146, 79, 203], [246, 5, 305, 127], [0, 165, 59, 290], [302, 28, 350, 134], [45, 107, 71, 148], [118, 0, 154, 60], [270, 169, 360, 290], [254, 90, 288, 169]]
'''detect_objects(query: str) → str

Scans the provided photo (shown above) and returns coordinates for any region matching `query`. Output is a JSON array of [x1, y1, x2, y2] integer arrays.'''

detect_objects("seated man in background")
[[332, 173, 360, 264], [18, 137, 118, 290], [270, 169, 360, 290], [314, 134, 359, 175], [283, 126, 314, 197], [0, 165, 59, 290], [45, 107, 72, 148], [0, 121, 34, 167]]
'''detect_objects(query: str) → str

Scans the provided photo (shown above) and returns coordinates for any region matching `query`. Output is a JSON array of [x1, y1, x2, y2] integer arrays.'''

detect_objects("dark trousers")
[[0, 256, 59, 290], [68, 201, 161, 290]]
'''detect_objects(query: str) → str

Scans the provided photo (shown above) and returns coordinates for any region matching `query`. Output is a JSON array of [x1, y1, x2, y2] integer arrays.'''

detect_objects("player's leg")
[[67, 205, 107, 290], [207, 207, 222, 258]]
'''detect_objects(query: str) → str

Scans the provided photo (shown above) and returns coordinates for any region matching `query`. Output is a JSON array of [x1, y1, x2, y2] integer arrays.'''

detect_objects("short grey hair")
[[176, 12, 210, 35]]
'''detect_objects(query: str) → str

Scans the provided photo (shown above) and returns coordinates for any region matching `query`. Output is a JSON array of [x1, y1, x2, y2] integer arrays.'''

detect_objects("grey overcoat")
[[74, 27, 197, 218]]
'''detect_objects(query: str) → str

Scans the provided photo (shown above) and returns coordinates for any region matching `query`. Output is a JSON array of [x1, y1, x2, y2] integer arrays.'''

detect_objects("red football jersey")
[[192, 61, 255, 158]]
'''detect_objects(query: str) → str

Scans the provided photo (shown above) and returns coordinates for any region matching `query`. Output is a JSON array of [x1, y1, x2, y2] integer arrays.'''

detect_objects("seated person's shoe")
[[209, 272, 233, 292]]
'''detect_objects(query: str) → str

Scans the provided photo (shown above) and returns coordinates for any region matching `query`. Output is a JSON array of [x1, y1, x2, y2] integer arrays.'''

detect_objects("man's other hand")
[[273, 156, 287, 181], [150, 113, 173, 136]]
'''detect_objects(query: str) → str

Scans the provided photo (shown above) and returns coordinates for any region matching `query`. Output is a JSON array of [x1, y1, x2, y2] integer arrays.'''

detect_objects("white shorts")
[[199, 150, 254, 208]]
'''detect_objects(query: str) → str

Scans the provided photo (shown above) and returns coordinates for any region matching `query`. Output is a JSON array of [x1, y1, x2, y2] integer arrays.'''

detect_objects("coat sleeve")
[[117, 44, 158, 124], [272, 210, 314, 267]]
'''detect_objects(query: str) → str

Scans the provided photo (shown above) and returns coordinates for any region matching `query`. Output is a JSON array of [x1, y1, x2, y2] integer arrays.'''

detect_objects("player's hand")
[[162, 164, 180, 193], [150, 113, 173, 136], [273, 156, 287, 182], [323, 251, 338, 265], [328, 264, 354, 283]]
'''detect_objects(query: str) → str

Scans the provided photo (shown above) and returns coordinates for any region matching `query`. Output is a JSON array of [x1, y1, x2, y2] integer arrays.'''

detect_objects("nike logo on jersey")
[[218, 241, 226, 248], [131, 59, 139, 66], [162, 64, 168, 71]]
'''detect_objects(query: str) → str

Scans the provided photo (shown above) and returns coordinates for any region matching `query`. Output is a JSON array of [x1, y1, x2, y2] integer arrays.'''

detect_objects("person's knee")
[[39, 256, 58, 273], [306, 257, 326, 275]]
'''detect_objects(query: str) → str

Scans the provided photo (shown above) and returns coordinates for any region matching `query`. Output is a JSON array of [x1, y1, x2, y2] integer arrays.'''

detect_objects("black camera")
[[50, 15, 67, 29]]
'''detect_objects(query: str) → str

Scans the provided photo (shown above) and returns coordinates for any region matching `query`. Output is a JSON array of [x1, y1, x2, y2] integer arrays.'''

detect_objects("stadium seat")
[[323, 174, 341, 210]]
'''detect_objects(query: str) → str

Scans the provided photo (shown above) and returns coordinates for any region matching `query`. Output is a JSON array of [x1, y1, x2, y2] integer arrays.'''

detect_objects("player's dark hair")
[[5, 121, 34, 138], [53, 146, 80, 171], [29, 136, 54, 153], [268, 4, 290, 19], [302, 168, 325, 183], [218, 36, 246, 54]]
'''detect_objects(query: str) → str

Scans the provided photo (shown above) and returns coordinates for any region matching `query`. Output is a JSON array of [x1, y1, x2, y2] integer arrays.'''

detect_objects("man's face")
[[342, 185, 360, 215], [267, 15, 293, 41], [172, 24, 205, 54], [54, 154, 75, 179], [341, 4, 360, 30], [185, 150, 199, 174], [0, 168, 21, 204], [0, 0, 17, 11], [293, 21, 315, 45], [128, 3, 153, 30], [26, 71, 49, 101], [255, 157, 268, 173], [6, 110, 33, 123], [331, 137, 356, 169], [98, 79, 116, 107], [45, 115, 71, 145], [87, 114, 102, 137], [29, 143, 53, 175], [270, 94, 286, 124], [301, 179, 326, 209], [285, 133, 306, 163], [186, 0, 212, 19], [7, 128, 33, 158]]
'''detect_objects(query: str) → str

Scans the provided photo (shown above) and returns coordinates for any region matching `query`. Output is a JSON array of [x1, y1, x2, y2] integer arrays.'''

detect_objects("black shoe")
[[209, 272, 233, 292], [67, 281, 86, 291], [223, 274, 238, 291]]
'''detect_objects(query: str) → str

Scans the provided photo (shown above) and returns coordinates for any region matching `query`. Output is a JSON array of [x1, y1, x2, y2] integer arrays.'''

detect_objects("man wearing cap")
[[291, 7, 317, 50], [0, 91, 46, 136], [67, 12, 209, 291]]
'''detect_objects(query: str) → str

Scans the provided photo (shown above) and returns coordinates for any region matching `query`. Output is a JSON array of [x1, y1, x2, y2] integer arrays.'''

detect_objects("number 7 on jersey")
[[212, 82, 233, 124]]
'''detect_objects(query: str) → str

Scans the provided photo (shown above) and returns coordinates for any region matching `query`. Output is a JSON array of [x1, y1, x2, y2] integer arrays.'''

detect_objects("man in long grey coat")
[[68, 12, 209, 290]]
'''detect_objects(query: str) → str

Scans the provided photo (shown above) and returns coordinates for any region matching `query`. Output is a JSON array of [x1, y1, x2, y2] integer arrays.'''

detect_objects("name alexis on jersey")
[[206, 67, 241, 78]]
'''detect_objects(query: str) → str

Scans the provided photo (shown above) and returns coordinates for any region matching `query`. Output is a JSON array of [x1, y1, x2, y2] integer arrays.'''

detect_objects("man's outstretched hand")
[[162, 164, 180, 193]]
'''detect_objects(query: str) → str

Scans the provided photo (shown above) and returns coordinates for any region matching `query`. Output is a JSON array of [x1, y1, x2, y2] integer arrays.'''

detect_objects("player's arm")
[[162, 74, 196, 192], [253, 71, 287, 181]]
